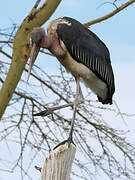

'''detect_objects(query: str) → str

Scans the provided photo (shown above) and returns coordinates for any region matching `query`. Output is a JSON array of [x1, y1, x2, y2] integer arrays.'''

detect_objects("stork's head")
[[28, 27, 46, 80], [28, 25, 66, 80]]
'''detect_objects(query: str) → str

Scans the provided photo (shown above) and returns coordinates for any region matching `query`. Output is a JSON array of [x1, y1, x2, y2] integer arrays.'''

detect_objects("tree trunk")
[[0, 0, 62, 119]]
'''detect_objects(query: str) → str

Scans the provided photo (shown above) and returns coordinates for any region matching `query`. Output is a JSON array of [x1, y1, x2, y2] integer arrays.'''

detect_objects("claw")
[[53, 139, 75, 150], [67, 136, 74, 148], [33, 109, 53, 116]]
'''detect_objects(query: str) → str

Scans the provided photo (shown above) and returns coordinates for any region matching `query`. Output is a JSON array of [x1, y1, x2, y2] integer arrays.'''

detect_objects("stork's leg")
[[67, 77, 80, 145], [34, 77, 82, 148], [33, 83, 84, 117], [33, 103, 74, 116]]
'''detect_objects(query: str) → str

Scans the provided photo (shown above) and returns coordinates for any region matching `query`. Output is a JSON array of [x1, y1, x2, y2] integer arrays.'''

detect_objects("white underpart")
[[82, 71, 107, 99]]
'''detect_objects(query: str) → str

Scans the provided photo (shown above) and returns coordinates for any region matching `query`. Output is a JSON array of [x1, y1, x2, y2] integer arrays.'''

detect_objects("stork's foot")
[[53, 138, 75, 150], [53, 140, 68, 150], [33, 108, 54, 117], [67, 136, 74, 148]]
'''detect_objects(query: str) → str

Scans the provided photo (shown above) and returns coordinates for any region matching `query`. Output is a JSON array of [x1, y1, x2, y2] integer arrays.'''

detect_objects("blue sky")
[[1, 0, 134, 109], [1, 0, 135, 64], [0, 0, 135, 180]]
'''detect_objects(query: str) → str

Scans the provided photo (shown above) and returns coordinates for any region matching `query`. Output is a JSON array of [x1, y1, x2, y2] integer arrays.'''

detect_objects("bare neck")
[[42, 35, 66, 58], [42, 35, 54, 49]]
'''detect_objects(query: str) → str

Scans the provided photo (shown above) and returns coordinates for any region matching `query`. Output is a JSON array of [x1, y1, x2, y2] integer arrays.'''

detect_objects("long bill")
[[27, 43, 40, 81]]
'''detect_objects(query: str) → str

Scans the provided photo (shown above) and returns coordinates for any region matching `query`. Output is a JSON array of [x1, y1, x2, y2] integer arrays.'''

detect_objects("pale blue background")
[[0, 0, 135, 179]]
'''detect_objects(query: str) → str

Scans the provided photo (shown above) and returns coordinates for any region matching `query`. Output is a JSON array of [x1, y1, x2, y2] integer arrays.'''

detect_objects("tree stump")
[[41, 142, 76, 180]]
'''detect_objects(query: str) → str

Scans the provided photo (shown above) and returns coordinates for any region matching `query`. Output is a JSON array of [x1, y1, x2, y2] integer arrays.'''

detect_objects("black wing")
[[56, 17, 115, 104]]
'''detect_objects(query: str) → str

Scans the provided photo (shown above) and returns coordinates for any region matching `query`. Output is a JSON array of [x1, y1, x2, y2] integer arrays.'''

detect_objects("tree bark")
[[0, 0, 62, 119], [41, 142, 76, 180]]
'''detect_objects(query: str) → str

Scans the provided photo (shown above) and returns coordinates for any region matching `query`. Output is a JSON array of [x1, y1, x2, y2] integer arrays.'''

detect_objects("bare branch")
[[33, 0, 42, 9], [84, 0, 135, 27]]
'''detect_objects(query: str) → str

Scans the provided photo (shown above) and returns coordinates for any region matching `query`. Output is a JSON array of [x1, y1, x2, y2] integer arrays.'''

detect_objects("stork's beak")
[[28, 27, 45, 81], [28, 42, 40, 81]]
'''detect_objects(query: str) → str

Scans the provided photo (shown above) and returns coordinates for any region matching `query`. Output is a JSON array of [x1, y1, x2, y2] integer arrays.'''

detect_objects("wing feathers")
[[71, 44, 113, 91], [71, 45, 114, 103], [56, 17, 115, 104]]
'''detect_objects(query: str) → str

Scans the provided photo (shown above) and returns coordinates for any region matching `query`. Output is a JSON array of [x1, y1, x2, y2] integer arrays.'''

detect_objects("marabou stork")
[[28, 17, 115, 144]]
